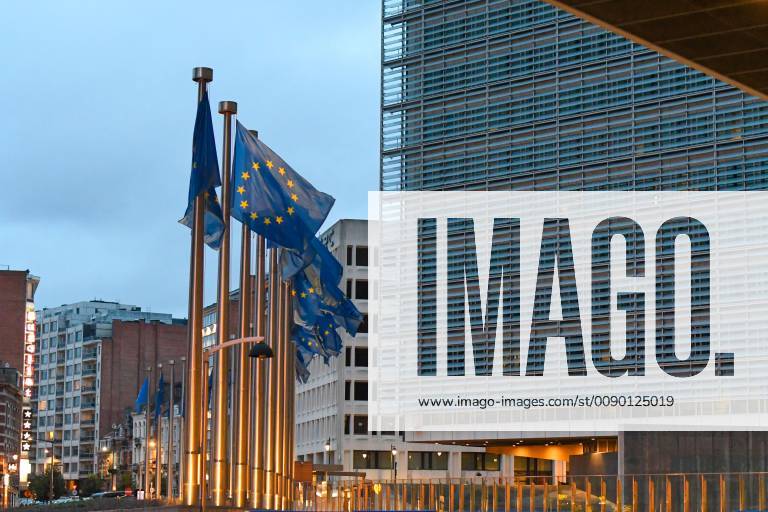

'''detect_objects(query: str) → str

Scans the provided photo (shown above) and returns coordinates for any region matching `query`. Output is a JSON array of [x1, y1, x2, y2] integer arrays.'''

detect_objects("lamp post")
[[390, 445, 397, 482], [324, 438, 331, 465], [199, 335, 270, 512]]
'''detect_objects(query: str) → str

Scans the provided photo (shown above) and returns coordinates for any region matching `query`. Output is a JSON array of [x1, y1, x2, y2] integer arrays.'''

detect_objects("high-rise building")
[[381, 0, 768, 481], [31, 301, 186, 486]]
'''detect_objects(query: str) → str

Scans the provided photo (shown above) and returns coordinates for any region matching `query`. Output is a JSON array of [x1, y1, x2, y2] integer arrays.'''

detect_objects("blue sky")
[[0, 1, 381, 316]]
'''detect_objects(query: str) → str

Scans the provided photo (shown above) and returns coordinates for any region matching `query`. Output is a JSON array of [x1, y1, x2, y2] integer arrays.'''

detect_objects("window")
[[353, 415, 368, 434], [356, 246, 368, 266], [354, 347, 368, 367], [355, 280, 368, 300], [345, 347, 352, 367], [344, 414, 350, 435], [514, 456, 552, 478], [408, 451, 449, 470], [344, 381, 351, 400], [353, 450, 394, 469], [358, 315, 369, 334], [346, 246, 353, 265], [354, 381, 368, 401], [461, 453, 501, 471], [346, 279, 353, 297]]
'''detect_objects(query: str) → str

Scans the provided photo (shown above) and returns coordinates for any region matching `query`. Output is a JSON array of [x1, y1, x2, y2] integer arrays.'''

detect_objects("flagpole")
[[212, 99, 237, 507], [184, 66, 211, 507], [200, 357, 211, 511], [274, 274, 286, 510], [155, 364, 163, 500], [264, 249, 279, 510], [144, 365, 152, 500], [251, 235, 267, 509], [280, 281, 292, 510], [167, 359, 175, 502], [178, 355, 186, 503], [233, 223, 253, 507]]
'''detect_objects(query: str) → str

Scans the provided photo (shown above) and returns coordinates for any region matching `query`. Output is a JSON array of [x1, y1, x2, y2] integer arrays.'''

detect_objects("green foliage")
[[28, 467, 65, 501], [77, 473, 106, 497]]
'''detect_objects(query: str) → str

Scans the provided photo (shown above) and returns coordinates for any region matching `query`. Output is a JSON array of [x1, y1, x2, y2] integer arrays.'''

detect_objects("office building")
[[381, 0, 768, 481], [293, 219, 504, 480], [31, 301, 186, 486]]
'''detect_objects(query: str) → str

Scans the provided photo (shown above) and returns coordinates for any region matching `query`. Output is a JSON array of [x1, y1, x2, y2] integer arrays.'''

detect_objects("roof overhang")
[[541, 0, 768, 101]]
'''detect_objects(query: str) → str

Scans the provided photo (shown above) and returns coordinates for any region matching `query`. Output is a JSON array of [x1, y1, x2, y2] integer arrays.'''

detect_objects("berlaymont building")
[[380, 0, 768, 497]]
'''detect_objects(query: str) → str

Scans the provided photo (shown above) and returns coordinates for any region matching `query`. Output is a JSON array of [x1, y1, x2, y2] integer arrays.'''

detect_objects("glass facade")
[[381, 0, 768, 377], [381, 0, 768, 193]]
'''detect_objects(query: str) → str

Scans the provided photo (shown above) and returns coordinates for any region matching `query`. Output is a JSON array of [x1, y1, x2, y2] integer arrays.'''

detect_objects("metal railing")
[[287, 473, 768, 512]]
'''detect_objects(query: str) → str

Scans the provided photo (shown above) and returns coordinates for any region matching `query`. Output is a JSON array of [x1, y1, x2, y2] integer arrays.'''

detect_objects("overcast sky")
[[0, 1, 381, 317]]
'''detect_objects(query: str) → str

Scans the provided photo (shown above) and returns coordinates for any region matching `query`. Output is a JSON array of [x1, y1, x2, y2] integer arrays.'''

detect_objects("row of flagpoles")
[[175, 67, 362, 510]]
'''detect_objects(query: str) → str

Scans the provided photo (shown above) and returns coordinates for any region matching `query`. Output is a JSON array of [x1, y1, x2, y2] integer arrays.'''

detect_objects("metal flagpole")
[[233, 222, 253, 507], [274, 271, 286, 510], [155, 363, 163, 500], [264, 249, 279, 510], [178, 355, 186, 502], [280, 282, 292, 510], [251, 235, 267, 509], [144, 365, 152, 499], [213, 99, 237, 506], [201, 357, 211, 511], [168, 359, 175, 502], [184, 66, 211, 507]]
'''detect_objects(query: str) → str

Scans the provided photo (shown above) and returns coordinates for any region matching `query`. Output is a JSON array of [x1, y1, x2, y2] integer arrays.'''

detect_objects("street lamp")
[[390, 445, 398, 481], [324, 438, 331, 465], [199, 335, 267, 512]]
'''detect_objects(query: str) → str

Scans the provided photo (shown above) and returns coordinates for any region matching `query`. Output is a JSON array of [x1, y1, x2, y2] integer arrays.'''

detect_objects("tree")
[[28, 468, 65, 501], [77, 474, 106, 497], [119, 471, 134, 491]]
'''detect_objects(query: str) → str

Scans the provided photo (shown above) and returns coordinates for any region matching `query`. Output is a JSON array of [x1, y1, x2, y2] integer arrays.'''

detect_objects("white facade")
[[295, 219, 509, 480], [130, 407, 182, 492]]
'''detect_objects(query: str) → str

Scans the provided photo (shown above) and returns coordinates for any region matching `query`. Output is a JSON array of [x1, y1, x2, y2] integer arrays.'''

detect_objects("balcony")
[[82, 349, 98, 361], [81, 400, 96, 410], [81, 385, 97, 394], [82, 366, 97, 377], [80, 417, 96, 427]]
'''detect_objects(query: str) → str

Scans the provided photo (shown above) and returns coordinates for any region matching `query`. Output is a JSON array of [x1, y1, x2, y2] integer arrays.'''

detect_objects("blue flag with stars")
[[295, 350, 311, 384], [231, 122, 335, 250], [316, 313, 343, 355], [292, 324, 328, 358], [134, 377, 149, 413], [180, 91, 225, 249], [154, 372, 165, 418]]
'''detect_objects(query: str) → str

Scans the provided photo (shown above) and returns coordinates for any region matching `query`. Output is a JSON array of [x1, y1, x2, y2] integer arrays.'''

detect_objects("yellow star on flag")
[[266, 160, 274, 170], [308, 287, 315, 294], [291, 193, 298, 202], [300, 292, 307, 298], [252, 162, 260, 171], [324, 330, 330, 335], [276, 216, 284, 224], [291, 290, 296, 296], [286, 179, 294, 188], [241, 171, 250, 180], [278, 167, 286, 176], [236, 186, 245, 195], [287, 206, 295, 215], [240, 200, 248, 209], [250, 212, 258, 220], [264, 217, 271, 225]]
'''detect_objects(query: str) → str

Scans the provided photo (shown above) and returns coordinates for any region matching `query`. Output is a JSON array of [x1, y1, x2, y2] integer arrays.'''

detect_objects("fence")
[[287, 473, 768, 511]]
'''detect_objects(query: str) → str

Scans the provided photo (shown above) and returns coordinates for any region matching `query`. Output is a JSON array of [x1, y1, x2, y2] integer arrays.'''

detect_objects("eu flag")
[[292, 324, 328, 358], [281, 236, 343, 286], [154, 373, 165, 418], [295, 350, 311, 384], [291, 271, 324, 325], [180, 91, 225, 249], [231, 122, 335, 250], [134, 377, 149, 413], [316, 313, 343, 355]]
